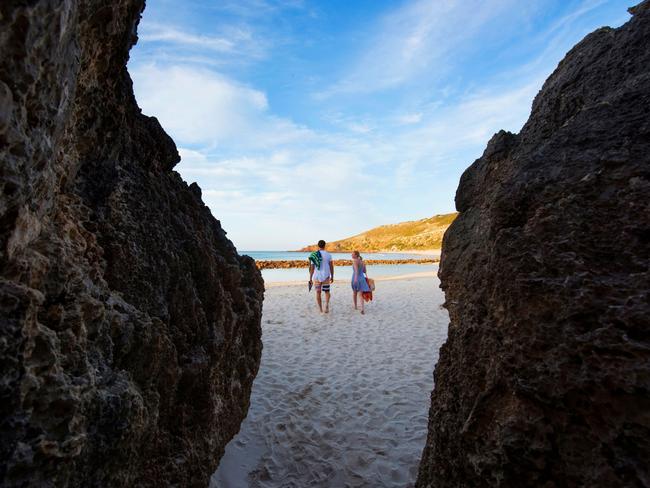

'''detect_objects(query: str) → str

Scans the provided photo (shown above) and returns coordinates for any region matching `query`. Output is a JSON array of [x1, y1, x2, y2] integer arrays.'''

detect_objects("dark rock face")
[[418, 3, 650, 487], [1, 1, 264, 486]]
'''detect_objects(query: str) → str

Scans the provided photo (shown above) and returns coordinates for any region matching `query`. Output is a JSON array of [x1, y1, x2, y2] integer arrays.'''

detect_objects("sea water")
[[242, 251, 439, 262], [241, 251, 439, 283]]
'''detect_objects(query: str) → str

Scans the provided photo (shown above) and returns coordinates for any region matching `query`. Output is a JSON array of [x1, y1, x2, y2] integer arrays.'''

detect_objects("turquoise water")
[[261, 263, 438, 283], [242, 250, 439, 261]]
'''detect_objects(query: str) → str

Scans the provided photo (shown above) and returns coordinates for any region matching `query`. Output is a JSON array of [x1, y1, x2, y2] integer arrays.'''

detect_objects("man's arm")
[[309, 263, 314, 282], [330, 260, 334, 282]]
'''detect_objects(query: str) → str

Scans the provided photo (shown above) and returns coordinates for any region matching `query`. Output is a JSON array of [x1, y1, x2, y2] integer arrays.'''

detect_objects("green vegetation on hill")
[[300, 213, 457, 252]]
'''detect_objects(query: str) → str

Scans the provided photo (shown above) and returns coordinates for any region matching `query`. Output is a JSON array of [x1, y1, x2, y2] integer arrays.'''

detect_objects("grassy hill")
[[299, 212, 457, 252]]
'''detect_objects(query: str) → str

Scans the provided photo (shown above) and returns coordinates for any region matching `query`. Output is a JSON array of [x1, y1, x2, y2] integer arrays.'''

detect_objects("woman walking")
[[351, 250, 372, 314]]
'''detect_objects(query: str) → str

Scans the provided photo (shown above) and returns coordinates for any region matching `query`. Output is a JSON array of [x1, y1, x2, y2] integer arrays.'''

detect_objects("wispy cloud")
[[206, 0, 307, 18], [396, 113, 423, 125], [318, 0, 519, 97], [140, 24, 240, 53], [138, 21, 267, 62]]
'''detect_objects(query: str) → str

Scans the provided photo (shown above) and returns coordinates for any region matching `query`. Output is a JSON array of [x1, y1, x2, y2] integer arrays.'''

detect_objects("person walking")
[[351, 250, 372, 314], [308, 240, 334, 313]]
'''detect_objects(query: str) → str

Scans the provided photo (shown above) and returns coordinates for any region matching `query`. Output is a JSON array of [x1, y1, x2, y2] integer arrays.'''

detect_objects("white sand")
[[211, 275, 449, 488]]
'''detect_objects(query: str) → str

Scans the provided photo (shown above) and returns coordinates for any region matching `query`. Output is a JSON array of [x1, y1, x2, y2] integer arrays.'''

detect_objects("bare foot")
[[324, 308, 329, 314], [360, 310, 365, 315]]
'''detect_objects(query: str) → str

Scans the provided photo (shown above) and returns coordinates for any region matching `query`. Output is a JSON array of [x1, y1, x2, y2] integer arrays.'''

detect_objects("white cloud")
[[129, 52, 550, 250], [128, 0, 627, 249], [165, 72, 544, 249], [131, 64, 312, 148], [396, 113, 423, 125], [175, 146, 378, 249]]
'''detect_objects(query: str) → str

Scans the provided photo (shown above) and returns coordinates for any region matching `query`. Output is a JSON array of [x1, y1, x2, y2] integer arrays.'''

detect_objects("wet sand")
[[211, 275, 448, 488]]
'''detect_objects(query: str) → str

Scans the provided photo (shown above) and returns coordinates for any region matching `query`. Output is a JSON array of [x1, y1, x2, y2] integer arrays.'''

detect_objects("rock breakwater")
[[256, 258, 439, 270], [417, 3, 650, 487], [0, 1, 263, 486]]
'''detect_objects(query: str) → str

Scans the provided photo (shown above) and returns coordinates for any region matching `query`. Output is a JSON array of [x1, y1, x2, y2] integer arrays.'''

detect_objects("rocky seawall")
[[256, 258, 438, 270], [417, 2, 650, 487], [0, 1, 263, 486]]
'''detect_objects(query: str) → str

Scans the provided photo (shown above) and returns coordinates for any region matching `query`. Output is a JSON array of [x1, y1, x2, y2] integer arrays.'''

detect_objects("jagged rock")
[[255, 258, 438, 270], [0, 1, 264, 486], [418, 2, 650, 487]]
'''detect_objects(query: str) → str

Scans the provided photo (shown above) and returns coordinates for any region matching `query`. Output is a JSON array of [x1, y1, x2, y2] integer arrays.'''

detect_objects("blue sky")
[[129, 0, 629, 250]]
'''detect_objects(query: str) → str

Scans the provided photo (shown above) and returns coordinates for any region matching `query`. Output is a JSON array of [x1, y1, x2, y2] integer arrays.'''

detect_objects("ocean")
[[241, 251, 440, 283]]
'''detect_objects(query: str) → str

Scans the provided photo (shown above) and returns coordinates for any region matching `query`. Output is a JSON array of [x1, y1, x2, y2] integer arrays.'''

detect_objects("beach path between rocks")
[[211, 275, 448, 488]]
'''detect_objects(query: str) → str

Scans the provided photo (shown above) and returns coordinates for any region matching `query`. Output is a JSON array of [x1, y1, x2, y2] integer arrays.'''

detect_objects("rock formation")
[[0, 1, 264, 486], [417, 2, 650, 487], [256, 258, 438, 270]]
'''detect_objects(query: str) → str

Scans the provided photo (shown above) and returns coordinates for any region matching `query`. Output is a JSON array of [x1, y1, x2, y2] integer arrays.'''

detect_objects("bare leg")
[[324, 291, 330, 313], [353, 290, 358, 309], [359, 292, 365, 314], [316, 290, 323, 313]]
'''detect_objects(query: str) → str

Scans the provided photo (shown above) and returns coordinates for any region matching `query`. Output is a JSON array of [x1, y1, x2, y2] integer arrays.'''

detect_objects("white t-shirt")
[[312, 250, 332, 282]]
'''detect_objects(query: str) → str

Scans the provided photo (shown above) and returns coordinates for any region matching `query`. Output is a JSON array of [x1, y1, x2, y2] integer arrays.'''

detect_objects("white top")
[[312, 250, 333, 282]]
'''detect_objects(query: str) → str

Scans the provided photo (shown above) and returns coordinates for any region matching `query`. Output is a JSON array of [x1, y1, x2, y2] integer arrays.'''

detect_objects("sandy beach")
[[211, 274, 449, 487]]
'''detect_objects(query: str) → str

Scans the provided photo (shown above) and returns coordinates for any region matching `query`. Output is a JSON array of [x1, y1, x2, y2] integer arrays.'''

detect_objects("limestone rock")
[[0, 1, 264, 486], [418, 2, 650, 487]]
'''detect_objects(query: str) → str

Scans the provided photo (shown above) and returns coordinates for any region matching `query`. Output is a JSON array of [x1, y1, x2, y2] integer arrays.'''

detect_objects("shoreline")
[[264, 270, 436, 287]]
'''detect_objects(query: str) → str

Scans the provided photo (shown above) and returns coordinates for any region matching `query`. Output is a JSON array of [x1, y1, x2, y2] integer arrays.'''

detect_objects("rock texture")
[[0, 1, 263, 486], [418, 3, 650, 487]]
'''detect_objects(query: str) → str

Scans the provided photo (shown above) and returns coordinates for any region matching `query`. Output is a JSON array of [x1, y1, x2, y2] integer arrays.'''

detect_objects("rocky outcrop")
[[256, 258, 438, 270], [0, 1, 263, 486], [418, 3, 650, 487]]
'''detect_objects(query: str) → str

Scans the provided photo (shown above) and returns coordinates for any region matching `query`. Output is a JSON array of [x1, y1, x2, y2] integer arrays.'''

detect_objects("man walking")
[[308, 240, 334, 313]]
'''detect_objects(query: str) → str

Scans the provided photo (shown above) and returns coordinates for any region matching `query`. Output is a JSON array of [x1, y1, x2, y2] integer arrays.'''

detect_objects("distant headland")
[[298, 212, 457, 252]]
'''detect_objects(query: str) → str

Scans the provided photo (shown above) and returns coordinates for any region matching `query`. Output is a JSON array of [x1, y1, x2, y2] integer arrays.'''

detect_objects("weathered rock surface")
[[0, 1, 264, 486], [418, 3, 650, 487]]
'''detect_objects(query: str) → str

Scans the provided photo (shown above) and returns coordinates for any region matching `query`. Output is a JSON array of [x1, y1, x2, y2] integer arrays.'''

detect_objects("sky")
[[128, 0, 629, 250]]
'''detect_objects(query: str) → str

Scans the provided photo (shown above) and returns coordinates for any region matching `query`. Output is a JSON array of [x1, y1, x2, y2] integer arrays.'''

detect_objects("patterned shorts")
[[314, 279, 332, 292]]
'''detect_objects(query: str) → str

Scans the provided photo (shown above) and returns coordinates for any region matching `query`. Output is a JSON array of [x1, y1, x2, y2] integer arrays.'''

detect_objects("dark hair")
[[318, 240, 326, 249]]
